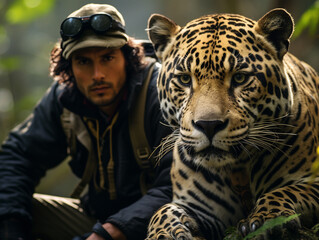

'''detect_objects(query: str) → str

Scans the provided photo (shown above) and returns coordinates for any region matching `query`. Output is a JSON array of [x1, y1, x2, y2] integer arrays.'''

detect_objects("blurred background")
[[0, 0, 318, 196]]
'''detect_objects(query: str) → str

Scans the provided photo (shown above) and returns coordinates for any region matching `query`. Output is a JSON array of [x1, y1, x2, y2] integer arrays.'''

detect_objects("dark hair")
[[49, 37, 146, 85]]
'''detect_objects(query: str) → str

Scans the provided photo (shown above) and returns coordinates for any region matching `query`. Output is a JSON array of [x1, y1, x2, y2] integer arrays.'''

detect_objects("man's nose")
[[92, 64, 105, 81]]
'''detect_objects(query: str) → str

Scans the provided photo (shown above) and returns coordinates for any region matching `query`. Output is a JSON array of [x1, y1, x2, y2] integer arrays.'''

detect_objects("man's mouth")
[[90, 86, 110, 94]]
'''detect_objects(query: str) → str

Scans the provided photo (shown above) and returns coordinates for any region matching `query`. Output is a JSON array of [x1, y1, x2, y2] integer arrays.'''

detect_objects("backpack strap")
[[129, 60, 156, 194], [70, 148, 97, 198], [61, 108, 96, 199]]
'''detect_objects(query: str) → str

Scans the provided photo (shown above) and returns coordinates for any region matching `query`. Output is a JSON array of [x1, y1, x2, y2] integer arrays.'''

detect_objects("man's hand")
[[87, 223, 127, 240]]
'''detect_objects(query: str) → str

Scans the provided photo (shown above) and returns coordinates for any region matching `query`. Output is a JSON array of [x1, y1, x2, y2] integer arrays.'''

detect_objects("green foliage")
[[243, 214, 300, 240], [223, 214, 300, 240], [312, 223, 319, 234], [0, 57, 20, 72], [5, 0, 55, 24], [293, 0, 319, 38]]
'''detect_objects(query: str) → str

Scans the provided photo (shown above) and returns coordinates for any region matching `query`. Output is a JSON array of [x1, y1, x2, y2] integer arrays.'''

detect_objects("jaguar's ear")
[[147, 14, 180, 61], [255, 8, 294, 59]]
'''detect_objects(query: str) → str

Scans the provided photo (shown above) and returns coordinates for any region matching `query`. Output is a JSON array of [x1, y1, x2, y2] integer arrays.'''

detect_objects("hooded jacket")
[[0, 59, 173, 239]]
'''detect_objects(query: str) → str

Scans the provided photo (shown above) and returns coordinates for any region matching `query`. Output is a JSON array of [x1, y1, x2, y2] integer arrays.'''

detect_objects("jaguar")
[[146, 8, 319, 240]]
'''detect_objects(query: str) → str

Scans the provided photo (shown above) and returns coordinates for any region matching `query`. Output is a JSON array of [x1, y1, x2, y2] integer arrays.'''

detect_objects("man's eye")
[[79, 60, 88, 65], [177, 74, 192, 86], [76, 58, 89, 65], [103, 56, 114, 61]]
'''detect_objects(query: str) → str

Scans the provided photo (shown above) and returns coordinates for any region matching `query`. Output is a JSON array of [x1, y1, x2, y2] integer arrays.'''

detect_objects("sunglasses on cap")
[[60, 13, 125, 40]]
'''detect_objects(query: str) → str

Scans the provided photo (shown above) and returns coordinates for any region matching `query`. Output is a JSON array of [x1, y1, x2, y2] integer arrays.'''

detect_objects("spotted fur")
[[146, 8, 319, 240]]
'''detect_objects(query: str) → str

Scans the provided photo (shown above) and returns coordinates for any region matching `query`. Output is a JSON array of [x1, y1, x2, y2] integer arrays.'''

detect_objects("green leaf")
[[308, 8, 319, 35], [293, 0, 319, 38], [5, 0, 55, 24], [312, 223, 319, 233], [243, 214, 300, 240]]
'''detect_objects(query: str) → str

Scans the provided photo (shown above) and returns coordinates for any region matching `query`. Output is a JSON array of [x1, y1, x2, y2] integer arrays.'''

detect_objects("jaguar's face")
[[149, 11, 294, 168]]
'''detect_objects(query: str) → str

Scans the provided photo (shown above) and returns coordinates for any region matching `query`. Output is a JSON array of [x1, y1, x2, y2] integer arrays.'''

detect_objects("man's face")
[[71, 47, 127, 111]]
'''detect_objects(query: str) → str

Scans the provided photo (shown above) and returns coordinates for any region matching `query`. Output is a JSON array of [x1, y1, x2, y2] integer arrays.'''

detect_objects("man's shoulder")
[[43, 81, 68, 98], [36, 81, 71, 116]]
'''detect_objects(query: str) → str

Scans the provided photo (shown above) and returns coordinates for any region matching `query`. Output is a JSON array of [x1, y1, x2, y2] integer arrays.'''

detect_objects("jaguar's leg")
[[145, 203, 205, 240], [238, 182, 319, 239]]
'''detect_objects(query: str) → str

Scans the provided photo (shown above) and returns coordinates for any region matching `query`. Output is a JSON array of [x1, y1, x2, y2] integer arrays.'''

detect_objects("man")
[[0, 4, 172, 240]]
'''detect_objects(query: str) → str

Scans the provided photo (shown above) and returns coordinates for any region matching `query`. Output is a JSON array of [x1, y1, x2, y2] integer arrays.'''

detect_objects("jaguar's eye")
[[177, 74, 192, 86], [232, 73, 249, 85]]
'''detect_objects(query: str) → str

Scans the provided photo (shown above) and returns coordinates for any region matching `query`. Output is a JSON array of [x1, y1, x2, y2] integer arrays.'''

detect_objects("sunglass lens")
[[91, 15, 112, 32], [62, 18, 82, 37]]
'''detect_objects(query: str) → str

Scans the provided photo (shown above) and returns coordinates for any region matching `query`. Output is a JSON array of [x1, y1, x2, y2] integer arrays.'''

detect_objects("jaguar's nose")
[[193, 119, 228, 139]]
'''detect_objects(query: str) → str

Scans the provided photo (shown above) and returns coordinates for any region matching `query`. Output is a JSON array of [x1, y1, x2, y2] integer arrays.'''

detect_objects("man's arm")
[[0, 82, 68, 239]]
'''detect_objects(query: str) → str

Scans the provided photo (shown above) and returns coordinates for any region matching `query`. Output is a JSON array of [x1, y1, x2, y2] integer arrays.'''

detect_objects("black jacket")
[[0, 60, 172, 239]]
